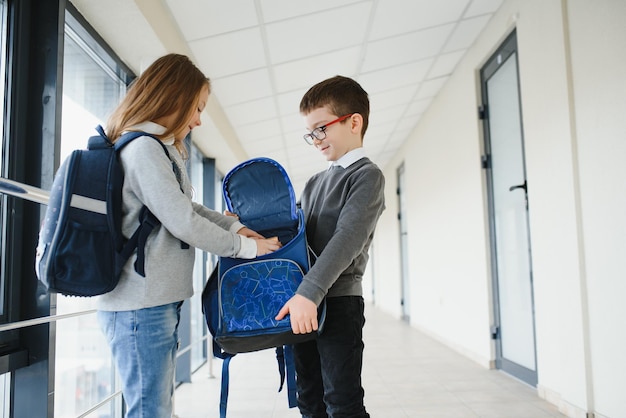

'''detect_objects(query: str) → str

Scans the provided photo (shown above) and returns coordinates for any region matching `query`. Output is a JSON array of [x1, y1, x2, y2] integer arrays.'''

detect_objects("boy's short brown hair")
[[299, 75, 370, 138]]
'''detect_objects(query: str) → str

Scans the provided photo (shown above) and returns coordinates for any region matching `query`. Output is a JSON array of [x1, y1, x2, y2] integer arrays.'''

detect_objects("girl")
[[96, 53, 281, 418]]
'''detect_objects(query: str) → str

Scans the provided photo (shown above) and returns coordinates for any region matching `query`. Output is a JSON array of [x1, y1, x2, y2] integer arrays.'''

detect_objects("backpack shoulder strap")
[[94, 125, 188, 277], [277, 345, 298, 408], [113, 129, 170, 156], [283, 345, 298, 408], [112, 128, 185, 191], [219, 355, 234, 418]]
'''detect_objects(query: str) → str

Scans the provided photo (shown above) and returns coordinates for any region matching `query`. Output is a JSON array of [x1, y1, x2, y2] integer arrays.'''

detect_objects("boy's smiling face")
[[303, 106, 362, 162]]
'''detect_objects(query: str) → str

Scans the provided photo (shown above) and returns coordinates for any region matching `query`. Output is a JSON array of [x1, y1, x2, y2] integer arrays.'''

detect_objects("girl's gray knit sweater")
[[97, 123, 254, 311]]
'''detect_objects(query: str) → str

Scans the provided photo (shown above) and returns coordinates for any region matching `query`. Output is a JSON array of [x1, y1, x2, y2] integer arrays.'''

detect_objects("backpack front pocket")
[[218, 259, 304, 334]]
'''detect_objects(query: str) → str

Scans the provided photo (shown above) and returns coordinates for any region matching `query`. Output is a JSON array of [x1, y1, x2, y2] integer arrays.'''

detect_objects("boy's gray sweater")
[[97, 125, 251, 311], [298, 157, 385, 306]]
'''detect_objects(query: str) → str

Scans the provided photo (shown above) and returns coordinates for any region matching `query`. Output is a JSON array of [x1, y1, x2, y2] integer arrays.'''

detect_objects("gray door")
[[480, 31, 537, 386]]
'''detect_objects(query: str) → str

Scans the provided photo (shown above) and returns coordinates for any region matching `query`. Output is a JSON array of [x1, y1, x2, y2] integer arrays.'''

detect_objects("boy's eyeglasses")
[[303, 114, 353, 145]]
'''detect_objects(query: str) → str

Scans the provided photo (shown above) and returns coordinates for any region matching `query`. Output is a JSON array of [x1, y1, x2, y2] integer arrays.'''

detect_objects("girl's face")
[[173, 84, 210, 141]]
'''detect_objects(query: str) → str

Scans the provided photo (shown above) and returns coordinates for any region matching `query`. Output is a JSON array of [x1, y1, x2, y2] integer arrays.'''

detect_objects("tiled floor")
[[174, 304, 567, 418]]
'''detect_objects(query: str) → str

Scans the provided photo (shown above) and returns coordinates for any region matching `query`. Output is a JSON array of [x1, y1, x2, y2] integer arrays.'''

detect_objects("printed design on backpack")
[[219, 259, 304, 333]]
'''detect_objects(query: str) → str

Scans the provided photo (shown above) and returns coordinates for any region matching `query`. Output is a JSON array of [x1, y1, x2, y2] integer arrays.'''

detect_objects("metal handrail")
[[0, 177, 50, 205], [0, 310, 98, 332], [76, 390, 123, 418]]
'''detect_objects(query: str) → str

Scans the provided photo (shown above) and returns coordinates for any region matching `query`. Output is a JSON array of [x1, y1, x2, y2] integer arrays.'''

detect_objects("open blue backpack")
[[202, 157, 325, 418]]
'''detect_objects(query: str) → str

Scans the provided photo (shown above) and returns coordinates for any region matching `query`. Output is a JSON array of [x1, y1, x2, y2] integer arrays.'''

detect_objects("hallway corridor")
[[174, 304, 567, 418]]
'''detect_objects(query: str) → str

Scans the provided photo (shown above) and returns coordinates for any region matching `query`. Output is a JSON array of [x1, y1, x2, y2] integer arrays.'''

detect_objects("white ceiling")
[[72, 0, 503, 195]]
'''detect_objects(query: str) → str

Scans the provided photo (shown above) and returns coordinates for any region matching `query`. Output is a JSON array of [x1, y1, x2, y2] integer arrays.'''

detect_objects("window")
[[0, 373, 8, 418], [0, 2, 11, 417], [0, 0, 8, 320], [53, 8, 131, 418], [189, 146, 209, 372]]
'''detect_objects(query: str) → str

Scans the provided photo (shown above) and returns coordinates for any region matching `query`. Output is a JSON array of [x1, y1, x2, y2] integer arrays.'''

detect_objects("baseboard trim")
[[537, 384, 596, 418]]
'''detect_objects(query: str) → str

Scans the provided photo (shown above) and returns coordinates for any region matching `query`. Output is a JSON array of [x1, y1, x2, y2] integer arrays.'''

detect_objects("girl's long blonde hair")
[[106, 54, 210, 157]]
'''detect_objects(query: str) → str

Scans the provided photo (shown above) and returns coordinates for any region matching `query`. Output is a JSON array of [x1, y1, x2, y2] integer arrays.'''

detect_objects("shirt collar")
[[329, 147, 366, 170], [125, 121, 175, 146]]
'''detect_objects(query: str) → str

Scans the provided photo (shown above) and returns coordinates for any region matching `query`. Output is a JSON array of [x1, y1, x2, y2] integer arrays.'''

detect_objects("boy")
[[276, 75, 385, 417]]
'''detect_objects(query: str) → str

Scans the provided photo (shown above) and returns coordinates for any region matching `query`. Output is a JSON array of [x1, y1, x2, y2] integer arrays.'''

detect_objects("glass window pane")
[[55, 20, 126, 418], [189, 147, 207, 371], [1, 373, 9, 418], [0, 0, 8, 318], [60, 28, 124, 160]]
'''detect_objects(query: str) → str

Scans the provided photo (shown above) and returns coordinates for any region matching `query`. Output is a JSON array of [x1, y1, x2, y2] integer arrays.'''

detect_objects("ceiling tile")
[[273, 47, 361, 93], [369, 104, 408, 127], [428, 50, 466, 78], [211, 68, 273, 107], [258, 148, 287, 166], [389, 128, 414, 145], [224, 97, 277, 126], [416, 77, 449, 100], [265, 3, 371, 64], [370, 85, 419, 112], [465, 0, 504, 18], [362, 23, 454, 72], [442, 15, 492, 53], [260, 0, 360, 23], [370, 0, 470, 40], [281, 114, 306, 135], [190, 27, 266, 78], [276, 90, 306, 116], [405, 98, 433, 116], [166, 0, 258, 40], [358, 59, 434, 94], [365, 119, 396, 140], [395, 115, 422, 132], [243, 137, 285, 157], [234, 119, 283, 144], [71, 0, 166, 74]]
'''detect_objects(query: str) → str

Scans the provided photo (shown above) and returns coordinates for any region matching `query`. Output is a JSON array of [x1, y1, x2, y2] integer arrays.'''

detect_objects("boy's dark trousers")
[[293, 296, 370, 418]]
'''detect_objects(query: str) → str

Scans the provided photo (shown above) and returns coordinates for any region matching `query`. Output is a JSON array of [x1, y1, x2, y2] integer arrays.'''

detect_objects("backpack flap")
[[223, 158, 298, 244]]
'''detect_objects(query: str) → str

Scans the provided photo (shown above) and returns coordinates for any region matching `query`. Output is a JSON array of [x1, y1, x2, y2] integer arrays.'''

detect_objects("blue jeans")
[[293, 296, 370, 418], [97, 302, 182, 418]]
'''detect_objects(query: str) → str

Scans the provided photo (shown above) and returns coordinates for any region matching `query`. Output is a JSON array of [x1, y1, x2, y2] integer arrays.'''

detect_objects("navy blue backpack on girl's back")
[[35, 126, 181, 297], [202, 157, 325, 418]]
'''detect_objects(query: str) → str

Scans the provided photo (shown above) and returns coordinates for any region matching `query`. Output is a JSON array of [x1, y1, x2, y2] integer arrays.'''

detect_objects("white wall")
[[510, 1, 588, 414], [567, 1, 626, 417], [372, 0, 626, 416]]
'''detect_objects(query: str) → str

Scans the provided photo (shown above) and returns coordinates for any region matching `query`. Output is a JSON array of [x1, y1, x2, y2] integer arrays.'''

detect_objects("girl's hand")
[[224, 210, 239, 219], [255, 236, 282, 256], [237, 226, 265, 239]]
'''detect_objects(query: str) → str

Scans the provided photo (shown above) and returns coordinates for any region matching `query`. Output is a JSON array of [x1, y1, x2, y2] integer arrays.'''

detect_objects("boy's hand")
[[275, 294, 318, 334], [255, 236, 281, 256]]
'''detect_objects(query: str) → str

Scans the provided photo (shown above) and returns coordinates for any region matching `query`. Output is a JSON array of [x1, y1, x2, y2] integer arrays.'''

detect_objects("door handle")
[[509, 180, 527, 193]]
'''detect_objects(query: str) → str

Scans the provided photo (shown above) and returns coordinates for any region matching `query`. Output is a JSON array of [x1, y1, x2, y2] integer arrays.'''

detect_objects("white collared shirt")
[[123, 121, 176, 146], [329, 147, 367, 170]]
